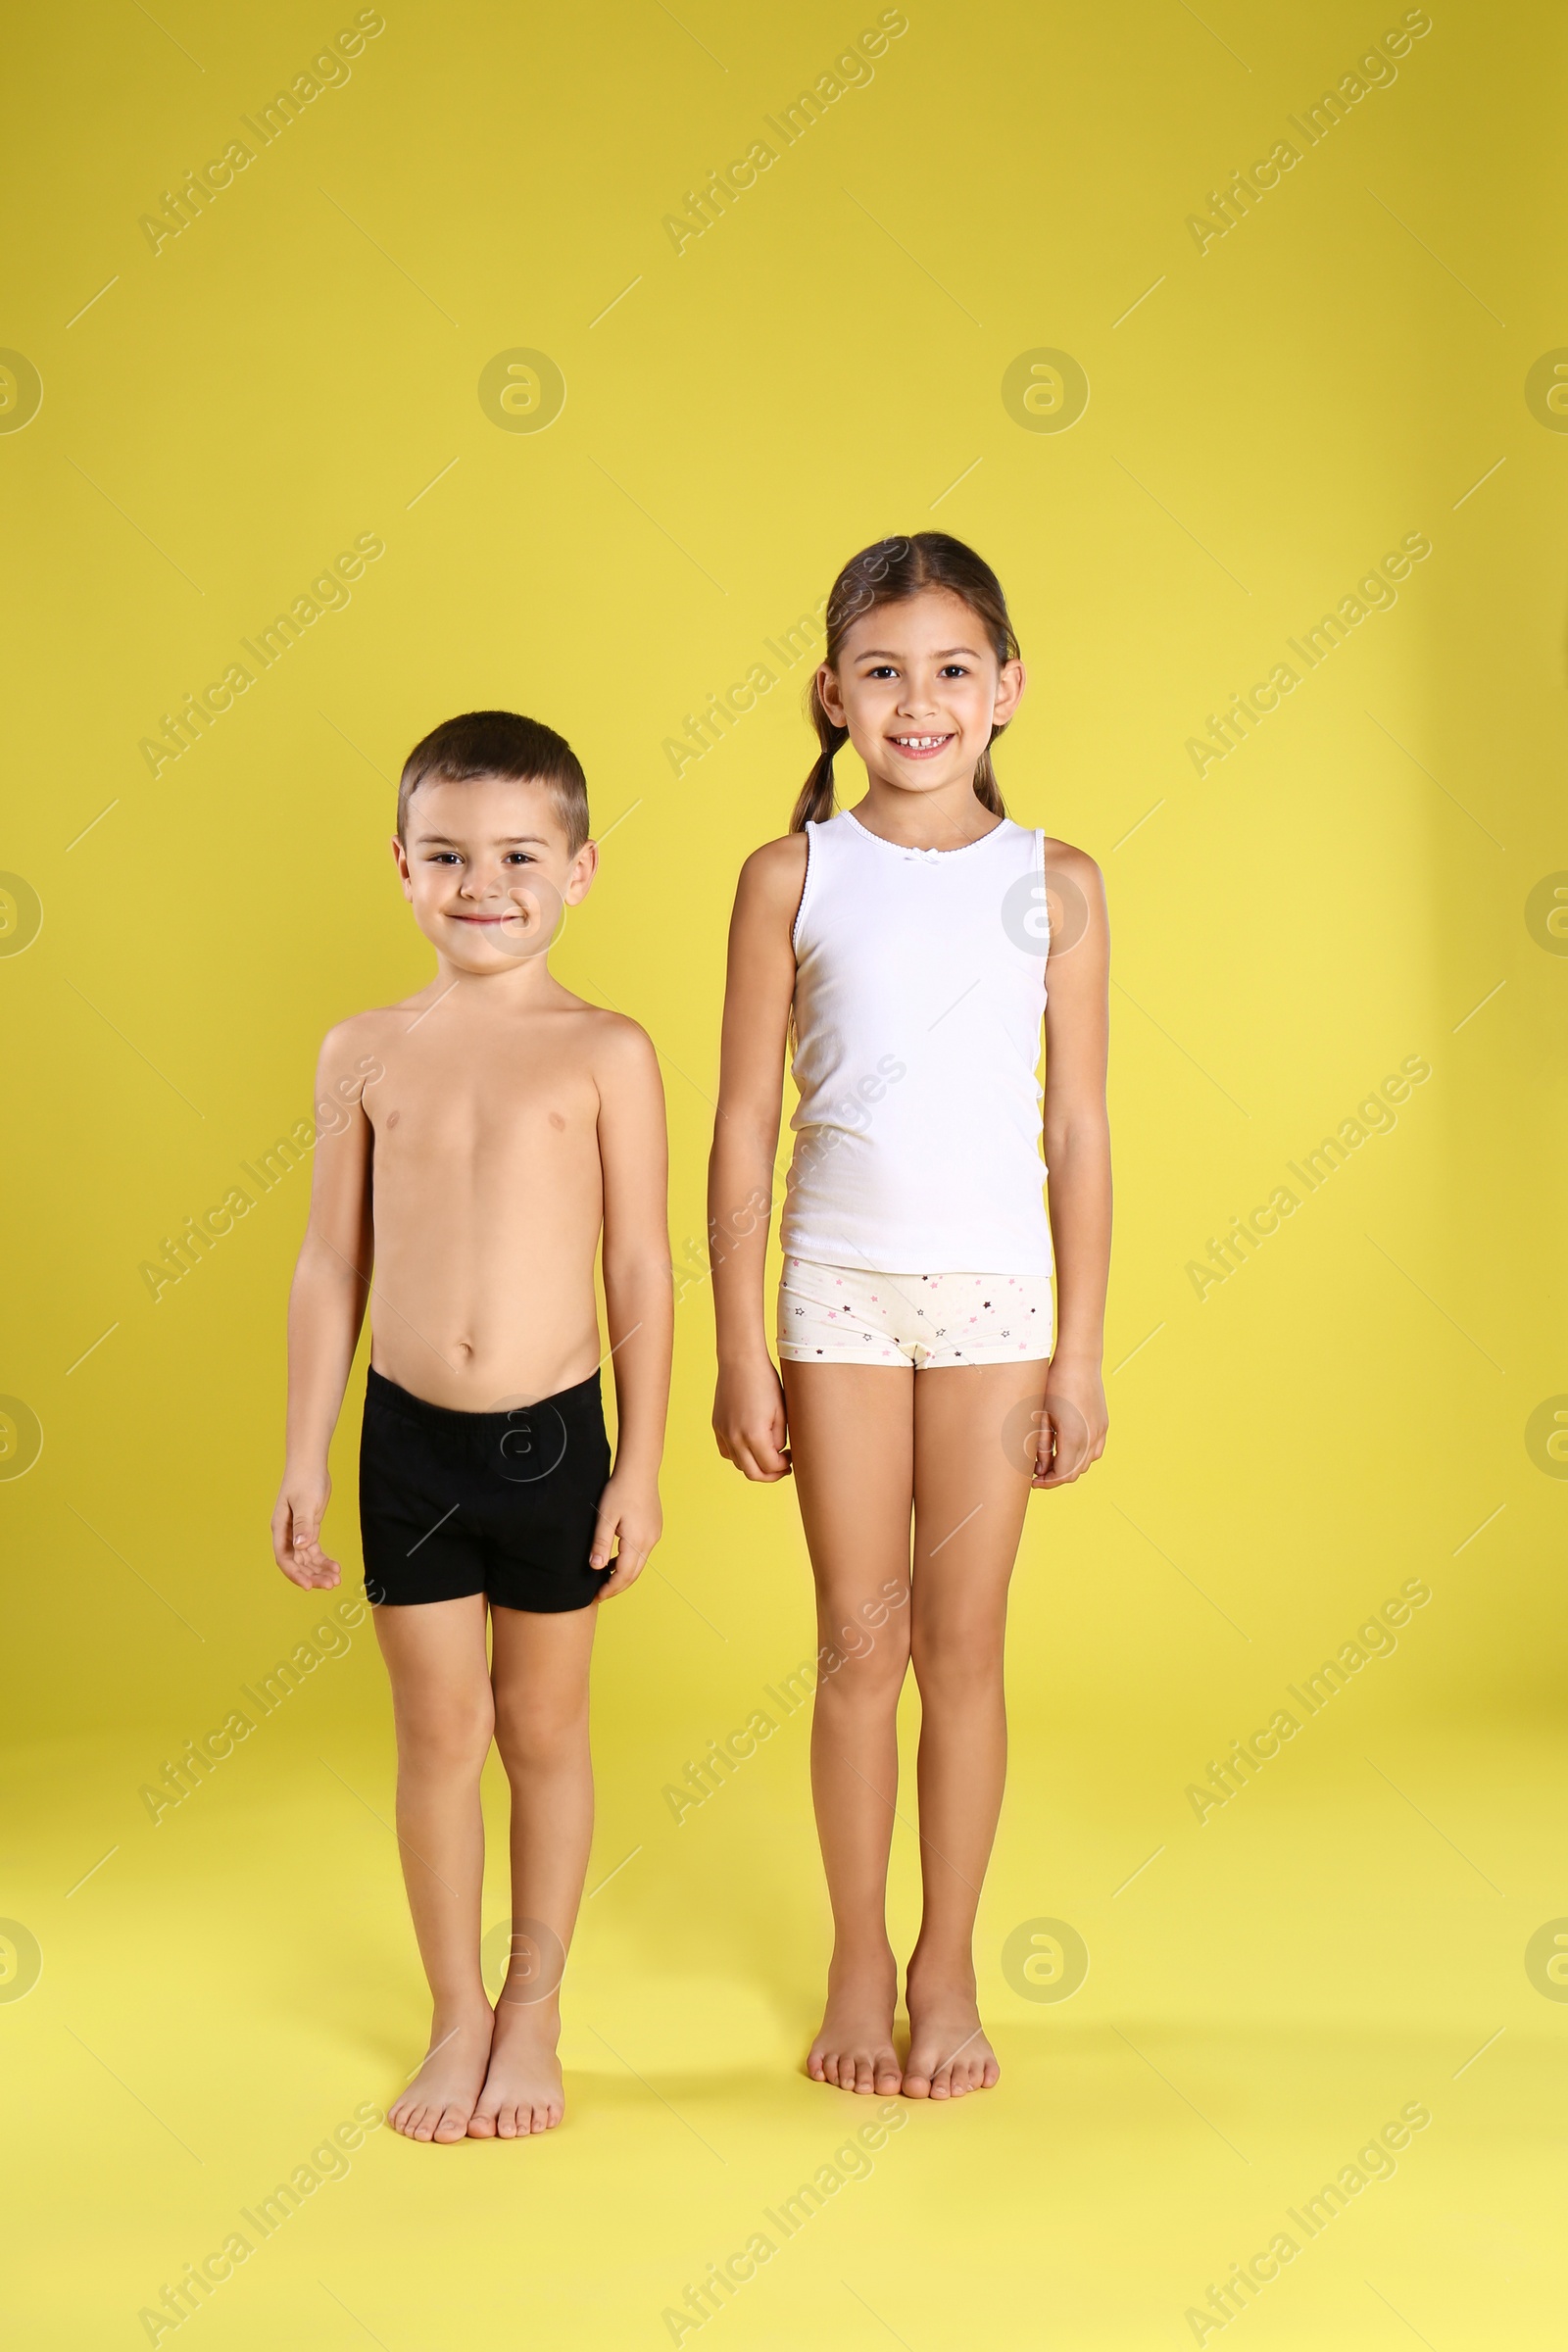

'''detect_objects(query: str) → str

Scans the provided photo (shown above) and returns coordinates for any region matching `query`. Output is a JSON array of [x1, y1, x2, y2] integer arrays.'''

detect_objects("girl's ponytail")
[[973, 742, 1006, 818], [794, 532, 1019, 829], [790, 680, 849, 833]]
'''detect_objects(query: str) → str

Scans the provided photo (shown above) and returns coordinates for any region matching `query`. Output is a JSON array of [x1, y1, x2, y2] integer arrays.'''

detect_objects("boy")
[[271, 710, 671, 2143]]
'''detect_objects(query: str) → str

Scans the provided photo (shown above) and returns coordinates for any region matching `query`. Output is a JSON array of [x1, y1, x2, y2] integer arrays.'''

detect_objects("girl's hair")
[[791, 532, 1020, 832]]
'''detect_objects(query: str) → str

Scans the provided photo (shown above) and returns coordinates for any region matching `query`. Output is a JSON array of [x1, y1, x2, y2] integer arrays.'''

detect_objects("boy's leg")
[[470, 1602, 598, 2136], [374, 1593, 496, 2142], [904, 1358, 1045, 2099], [782, 1361, 915, 2094]]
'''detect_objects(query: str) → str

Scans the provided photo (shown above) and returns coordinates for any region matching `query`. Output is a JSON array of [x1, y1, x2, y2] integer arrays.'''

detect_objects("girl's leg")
[[904, 1358, 1046, 2099], [470, 1601, 599, 2136], [375, 1594, 497, 2141], [782, 1360, 915, 2094]]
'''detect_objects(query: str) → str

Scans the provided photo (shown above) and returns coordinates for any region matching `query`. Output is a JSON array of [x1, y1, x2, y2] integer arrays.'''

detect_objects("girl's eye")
[[866, 664, 897, 679], [940, 663, 969, 677]]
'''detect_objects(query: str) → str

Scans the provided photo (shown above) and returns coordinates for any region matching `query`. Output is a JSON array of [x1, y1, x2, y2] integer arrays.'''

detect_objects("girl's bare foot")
[[468, 1997, 565, 2136], [389, 2005, 494, 2142], [902, 1957, 1000, 2099], [807, 1952, 903, 2093]]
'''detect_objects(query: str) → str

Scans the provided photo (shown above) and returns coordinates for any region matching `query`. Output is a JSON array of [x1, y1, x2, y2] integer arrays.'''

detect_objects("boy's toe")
[[432, 2103, 470, 2141]]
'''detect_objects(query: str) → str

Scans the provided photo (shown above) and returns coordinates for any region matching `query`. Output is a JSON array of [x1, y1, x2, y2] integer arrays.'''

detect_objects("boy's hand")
[[711, 1358, 792, 1482], [1033, 1355, 1107, 1489], [271, 1469, 342, 1589], [591, 1471, 662, 1598]]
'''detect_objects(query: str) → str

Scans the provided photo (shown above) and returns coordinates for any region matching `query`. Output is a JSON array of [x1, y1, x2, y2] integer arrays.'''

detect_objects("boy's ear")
[[390, 834, 414, 898], [565, 838, 600, 906]]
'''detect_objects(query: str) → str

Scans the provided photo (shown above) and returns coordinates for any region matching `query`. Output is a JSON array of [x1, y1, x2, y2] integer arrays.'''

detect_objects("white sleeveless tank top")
[[780, 809, 1053, 1276]]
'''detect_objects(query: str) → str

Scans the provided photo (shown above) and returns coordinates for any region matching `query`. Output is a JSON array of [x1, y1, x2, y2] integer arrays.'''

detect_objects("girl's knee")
[[909, 1634, 1004, 1706]]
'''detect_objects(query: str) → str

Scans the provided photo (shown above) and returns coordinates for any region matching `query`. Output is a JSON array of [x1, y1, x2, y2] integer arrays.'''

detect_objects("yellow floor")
[[8, 1698, 1562, 2348]]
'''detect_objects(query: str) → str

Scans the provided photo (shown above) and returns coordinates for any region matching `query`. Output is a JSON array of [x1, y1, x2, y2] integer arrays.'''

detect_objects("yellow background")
[[4, 0, 1565, 2343]]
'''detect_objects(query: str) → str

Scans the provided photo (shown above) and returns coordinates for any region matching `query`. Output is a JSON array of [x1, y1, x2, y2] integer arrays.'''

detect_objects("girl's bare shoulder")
[[1041, 833, 1104, 891], [736, 831, 809, 899]]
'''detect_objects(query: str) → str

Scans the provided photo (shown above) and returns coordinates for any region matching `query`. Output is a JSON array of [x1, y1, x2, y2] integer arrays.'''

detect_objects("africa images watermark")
[[138, 533, 386, 779], [1185, 1578, 1433, 1824], [1183, 2100, 1433, 2341], [661, 2101, 910, 2341], [662, 1584, 910, 1825], [139, 1057, 382, 1302], [137, 2094, 385, 2343], [662, 11, 909, 256], [138, 12, 387, 255], [1186, 9, 1433, 256], [1185, 1054, 1431, 1300], [138, 1595, 366, 1825], [1186, 532, 1432, 777], [662, 595, 829, 777]]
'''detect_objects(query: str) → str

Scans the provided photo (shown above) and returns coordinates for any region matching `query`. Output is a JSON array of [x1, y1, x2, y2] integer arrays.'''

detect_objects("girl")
[[709, 533, 1110, 2100]]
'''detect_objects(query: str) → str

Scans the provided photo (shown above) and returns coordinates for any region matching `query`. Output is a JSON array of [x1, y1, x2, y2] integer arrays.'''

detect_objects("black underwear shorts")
[[359, 1366, 613, 1612]]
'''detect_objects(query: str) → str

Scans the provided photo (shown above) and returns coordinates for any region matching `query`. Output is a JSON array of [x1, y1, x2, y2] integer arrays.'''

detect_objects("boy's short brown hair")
[[397, 710, 590, 852]]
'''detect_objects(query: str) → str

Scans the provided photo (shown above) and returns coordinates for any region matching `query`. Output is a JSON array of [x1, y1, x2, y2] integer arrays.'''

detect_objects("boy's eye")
[[426, 852, 461, 864], [504, 852, 536, 865]]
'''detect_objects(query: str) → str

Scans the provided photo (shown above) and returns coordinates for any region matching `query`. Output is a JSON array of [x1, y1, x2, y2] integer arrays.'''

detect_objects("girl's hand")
[[1034, 1356, 1107, 1488], [712, 1357, 792, 1481], [271, 1468, 341, 1588], [592, 1471, 662, 1596]]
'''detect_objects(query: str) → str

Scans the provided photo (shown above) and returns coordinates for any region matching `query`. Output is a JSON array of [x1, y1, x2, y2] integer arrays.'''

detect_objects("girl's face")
[[818, 589, 1025, 800]]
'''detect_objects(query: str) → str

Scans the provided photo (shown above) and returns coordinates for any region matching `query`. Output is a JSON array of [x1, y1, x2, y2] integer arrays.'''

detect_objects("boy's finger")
[[589, 1515, 619, 1570], [601, 1543, 647, 1594]]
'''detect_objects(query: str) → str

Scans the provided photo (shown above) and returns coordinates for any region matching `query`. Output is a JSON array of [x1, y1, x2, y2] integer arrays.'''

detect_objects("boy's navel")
[[549, 1111, 565, 1131], [386, 1109, 400, 1128]]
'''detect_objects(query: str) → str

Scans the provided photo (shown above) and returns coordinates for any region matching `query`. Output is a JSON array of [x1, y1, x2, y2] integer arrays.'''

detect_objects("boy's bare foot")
[[389, 2006, 494, 2142], [807, 1953, 903, 2093], [468, 1996, 565, 2136], [903, 1959, 1000, 2099]]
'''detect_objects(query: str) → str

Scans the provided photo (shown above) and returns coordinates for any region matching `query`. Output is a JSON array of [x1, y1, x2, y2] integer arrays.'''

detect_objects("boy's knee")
[[400, 1696, 494, 1773], [494, 1697, 588, 1771]]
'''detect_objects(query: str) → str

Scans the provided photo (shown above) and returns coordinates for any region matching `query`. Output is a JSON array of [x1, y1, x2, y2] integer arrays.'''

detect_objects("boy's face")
[[392, 774, 596, 974]]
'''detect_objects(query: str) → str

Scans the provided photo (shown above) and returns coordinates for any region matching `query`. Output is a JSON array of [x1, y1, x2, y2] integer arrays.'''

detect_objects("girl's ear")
[[815, 662, 847, 727], [992, 658, 1027, 728]]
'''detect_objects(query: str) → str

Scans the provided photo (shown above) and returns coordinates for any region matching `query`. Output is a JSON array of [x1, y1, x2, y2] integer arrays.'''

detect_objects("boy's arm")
[[270, 1027, 379, 1588], [591, 1019, 673, 1597], [1039, 843, 1111, 1488], [707, 839, 803, 1482]]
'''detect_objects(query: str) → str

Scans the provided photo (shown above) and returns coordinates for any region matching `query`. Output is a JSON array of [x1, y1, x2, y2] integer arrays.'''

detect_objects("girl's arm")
[[591, 1018, 673, 1594], [708, 836, 807, 1481], [270, 1025, 377, 1588], [1039, 843, 1112, 1487]]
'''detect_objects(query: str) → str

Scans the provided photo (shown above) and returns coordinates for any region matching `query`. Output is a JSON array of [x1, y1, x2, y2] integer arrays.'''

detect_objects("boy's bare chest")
[[367, 1028, 599, 1171]]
